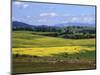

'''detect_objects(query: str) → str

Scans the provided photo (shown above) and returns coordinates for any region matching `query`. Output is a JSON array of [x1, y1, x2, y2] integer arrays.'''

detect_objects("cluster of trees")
[[13, 24, 63, 32], [58, 26, 96, 39], [13, 21, 96, 39]]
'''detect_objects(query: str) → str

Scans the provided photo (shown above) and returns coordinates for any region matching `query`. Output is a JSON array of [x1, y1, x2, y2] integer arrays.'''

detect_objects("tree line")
[[13, 21, 96, 39]]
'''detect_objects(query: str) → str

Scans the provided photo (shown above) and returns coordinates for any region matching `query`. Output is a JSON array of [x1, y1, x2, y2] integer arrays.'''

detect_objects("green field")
[[12, 31, 95, 48], [12, 31, 96, 74]]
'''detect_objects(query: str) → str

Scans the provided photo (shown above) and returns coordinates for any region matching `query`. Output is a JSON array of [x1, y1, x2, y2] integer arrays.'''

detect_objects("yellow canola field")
[[12, 46, 95, 56]]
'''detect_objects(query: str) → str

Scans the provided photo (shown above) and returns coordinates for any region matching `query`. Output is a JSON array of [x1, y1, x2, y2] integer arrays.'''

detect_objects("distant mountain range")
[[12, 21, 95, 29], [12, 21, 34, 28], [54, 22, 95, 27]]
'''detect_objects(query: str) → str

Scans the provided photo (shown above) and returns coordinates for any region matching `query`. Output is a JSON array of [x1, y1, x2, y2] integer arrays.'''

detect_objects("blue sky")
[[12, 1, 96, 25]]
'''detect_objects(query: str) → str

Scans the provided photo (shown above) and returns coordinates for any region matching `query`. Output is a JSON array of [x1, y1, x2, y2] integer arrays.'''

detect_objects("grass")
[[52, 50, 96, 60], [12, 31, 96, 74], [12, 31, 95, 48], [12, 50, 96, 74], [13, 60, 95, 74]]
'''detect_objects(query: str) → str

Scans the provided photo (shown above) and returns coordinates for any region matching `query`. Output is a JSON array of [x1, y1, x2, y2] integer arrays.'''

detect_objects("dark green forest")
[[13, 21, 96, 39]]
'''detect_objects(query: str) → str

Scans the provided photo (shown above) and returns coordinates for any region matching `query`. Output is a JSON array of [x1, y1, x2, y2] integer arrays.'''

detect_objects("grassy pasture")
[[12, 31, 95, 48], [12, 31, 96, 74], [13, 50, 96, 74]]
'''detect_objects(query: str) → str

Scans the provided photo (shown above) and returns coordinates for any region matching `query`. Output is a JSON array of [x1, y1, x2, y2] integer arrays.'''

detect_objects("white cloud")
[[14, 2, 22, 5], [51, 13, 57, 16], [83, 17, 94, 23], [14, 2, 29, 8], [70, 15, 94, 23], [71, 17, 79, 22], [27, 16, 31, 18], [40, 12, 57, 17], [23, 4, 29, 8]]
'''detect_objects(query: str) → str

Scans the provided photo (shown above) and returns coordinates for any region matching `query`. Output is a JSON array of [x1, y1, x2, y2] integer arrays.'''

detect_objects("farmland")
[[12, 31, 95, 48], [12, 1, 96, 74], [13, 46, 95, 56], [12, 31, 96, 74]]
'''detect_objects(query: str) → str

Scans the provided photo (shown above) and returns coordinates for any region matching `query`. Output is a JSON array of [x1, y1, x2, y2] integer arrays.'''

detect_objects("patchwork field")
[[13, 46, 95, 56], [12, 31, 96, 74], [12, 31, 95, 48]]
